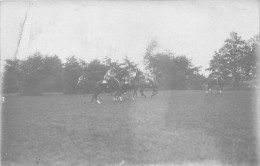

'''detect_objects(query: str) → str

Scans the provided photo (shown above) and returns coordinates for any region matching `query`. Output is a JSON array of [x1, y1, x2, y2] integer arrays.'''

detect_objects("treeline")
[[3, 32, 258, 95], [2, 53, 204, 95], [2, 54, 119, 95], [144, 32, 259, 89]]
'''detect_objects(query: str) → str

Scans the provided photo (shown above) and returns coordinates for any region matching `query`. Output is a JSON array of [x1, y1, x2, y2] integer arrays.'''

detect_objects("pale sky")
[[1, 0, 259, 75]]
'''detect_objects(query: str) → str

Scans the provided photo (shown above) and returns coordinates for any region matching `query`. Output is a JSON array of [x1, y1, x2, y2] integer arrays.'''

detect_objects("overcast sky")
[[1, 0, 259, 75]]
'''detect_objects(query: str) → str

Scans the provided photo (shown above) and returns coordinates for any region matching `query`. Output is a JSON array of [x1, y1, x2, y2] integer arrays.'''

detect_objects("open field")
[[1, 90, 258, 166]]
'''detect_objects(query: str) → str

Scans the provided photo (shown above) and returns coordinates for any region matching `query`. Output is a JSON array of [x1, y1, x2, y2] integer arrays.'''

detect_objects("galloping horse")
[[202, 69, 231, 94], [91, 69, 128, 104], [202, 76, 225, 94], [138, 76, 159, 98], [114, 69, 141, 102]]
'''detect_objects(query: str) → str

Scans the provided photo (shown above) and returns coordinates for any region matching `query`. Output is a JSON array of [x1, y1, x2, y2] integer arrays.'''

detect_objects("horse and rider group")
[[201, 69, 232, 94], [77, 62, 159, 104], [78, 62, 232, 104]]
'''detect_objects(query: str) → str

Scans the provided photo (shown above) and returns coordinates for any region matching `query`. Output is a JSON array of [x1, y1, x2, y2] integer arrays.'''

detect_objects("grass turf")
[[1, 90, 258, 166]]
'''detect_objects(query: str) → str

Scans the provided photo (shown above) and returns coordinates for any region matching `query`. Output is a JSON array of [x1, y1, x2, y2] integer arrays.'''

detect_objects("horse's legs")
[[132, 90, 135, 100], [151, 89, 158, 98], [92, 93, 101, 104], [114, 91, 119, 103], [206, 85, 212, 94], [114, 88, 123, 103], [205, 85, 208, 94], [91, 87, 103, 104], [91, 93, 98, 104], [218, 85, 223, 94], [113, 94, 117, 102], [119, 96, 123, 103], [132, 88, 138, 100], [139, 88, 147, 98], [91, 93, 96, 103]]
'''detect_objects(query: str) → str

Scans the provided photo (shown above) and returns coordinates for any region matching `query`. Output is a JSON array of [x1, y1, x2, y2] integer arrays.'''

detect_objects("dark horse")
[[138, 76, 159, 98], [91, 69, 128, 104], [201, 69, 231, 94], [117, 74, 159, 99], [114, 69, 141, 102], [114, 70, 159, 101], [202, 76, 225, 94]]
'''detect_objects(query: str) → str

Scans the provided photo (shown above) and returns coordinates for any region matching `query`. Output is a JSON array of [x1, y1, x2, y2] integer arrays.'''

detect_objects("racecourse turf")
[[1, 90, 258, 166]]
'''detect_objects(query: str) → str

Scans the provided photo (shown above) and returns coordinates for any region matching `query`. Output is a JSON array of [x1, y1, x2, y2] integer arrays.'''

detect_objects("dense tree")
[[243, 35, 259, 80], [208, 32, 259, 86], [63, 56, 83, 94], [18, 52, 46, 95], [143, 43, 202, 90], [3, 58, 23, 93], [3, 53, 64, 94], [144, 39, 159, 72], [42, 55, 64, 92], [7, 33, 257, 94]]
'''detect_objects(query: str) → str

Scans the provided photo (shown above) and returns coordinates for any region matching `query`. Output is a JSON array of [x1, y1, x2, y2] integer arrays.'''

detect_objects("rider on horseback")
[[209, 70, 221, 84], [123, 67, 137, 86], [119, 61, 136, 86], [129, 68, 137, 78], [103, 66, 116, 88]]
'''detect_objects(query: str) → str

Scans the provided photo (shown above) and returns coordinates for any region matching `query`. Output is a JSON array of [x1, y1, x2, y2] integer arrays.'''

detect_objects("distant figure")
[[77, 75, 85, 86], [202, 70, 226, 94], [209, 70, 220, 84]]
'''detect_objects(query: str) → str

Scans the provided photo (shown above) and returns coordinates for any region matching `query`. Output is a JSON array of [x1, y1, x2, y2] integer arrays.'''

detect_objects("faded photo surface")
[[1, 0, 259, 166]]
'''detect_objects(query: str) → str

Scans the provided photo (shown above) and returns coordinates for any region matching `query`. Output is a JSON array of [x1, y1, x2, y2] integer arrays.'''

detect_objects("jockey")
[[129, 68, 137, 78], [119, 62, 135, 85], [144, 73, 154, 84], [124, 67, 138, 86], [121, 68, 131, 85], [210, 70, 221, 84], [103, 66, 116, 87]]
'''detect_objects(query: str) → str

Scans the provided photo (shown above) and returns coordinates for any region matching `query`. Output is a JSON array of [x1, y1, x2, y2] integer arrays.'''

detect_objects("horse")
[[202, 76, 225, 94], [202, 70, 231, 94], [114, 69, 141, 102], [138, 76, 159, 98], [91, 69, 128, 104]]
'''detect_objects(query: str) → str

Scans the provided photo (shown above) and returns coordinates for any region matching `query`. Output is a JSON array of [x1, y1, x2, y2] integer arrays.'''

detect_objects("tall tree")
[[19, 52, 45, 95], [63, 56, 83, 94], [143, 45, 201, 90], [3, 58, 23, 93], [208, 32, 259, 86], [42, 55, 64, 92], [242, 35, 259, 80], [144, 39, 159, 71], [77, 59, 108, 93]]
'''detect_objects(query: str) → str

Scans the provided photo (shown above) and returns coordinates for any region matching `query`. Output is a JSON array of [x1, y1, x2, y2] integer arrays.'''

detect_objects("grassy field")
[[1, 90, 258, 166]]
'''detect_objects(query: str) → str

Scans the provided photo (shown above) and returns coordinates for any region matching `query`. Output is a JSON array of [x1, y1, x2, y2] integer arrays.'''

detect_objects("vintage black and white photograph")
[[1, 0, 259, 166]]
